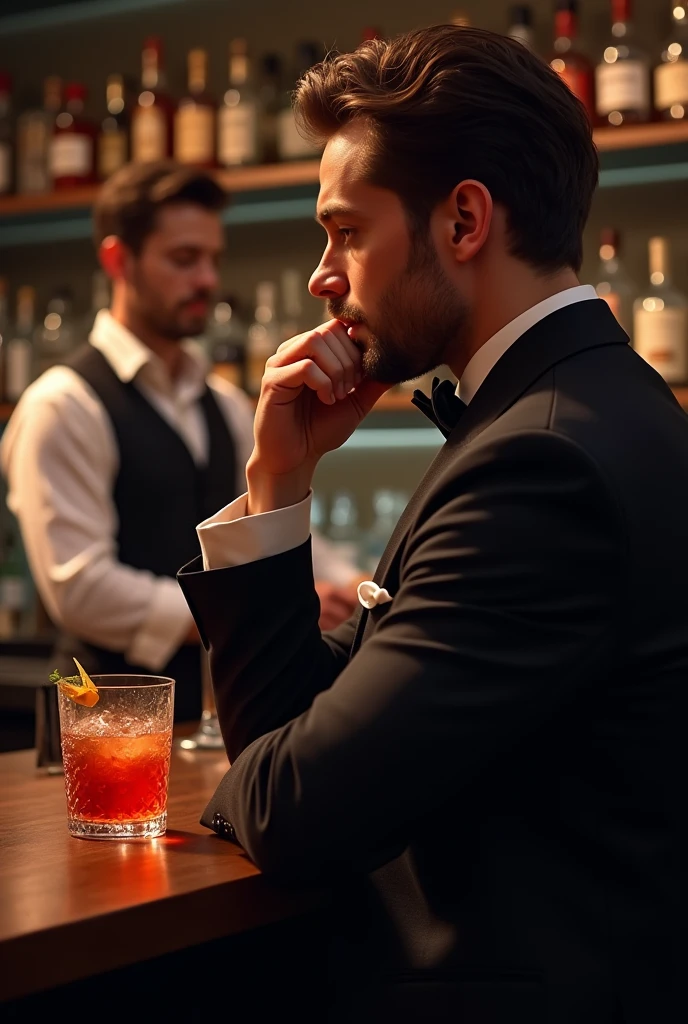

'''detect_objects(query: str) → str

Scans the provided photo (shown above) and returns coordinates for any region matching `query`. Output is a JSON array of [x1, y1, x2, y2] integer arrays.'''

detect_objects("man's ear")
[[99, 235, 131, 281], [440, 179, 493, 265]]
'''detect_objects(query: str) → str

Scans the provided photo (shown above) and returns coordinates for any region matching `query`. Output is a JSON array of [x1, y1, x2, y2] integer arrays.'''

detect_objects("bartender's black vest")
[[52, 344, 238, 722]]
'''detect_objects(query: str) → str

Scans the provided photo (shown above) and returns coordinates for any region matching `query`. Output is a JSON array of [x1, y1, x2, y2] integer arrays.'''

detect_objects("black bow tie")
[[411, 376, 466, 438]]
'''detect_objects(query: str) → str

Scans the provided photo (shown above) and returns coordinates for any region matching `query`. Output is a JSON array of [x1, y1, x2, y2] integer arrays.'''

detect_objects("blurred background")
[[1, 0, 687, 742]]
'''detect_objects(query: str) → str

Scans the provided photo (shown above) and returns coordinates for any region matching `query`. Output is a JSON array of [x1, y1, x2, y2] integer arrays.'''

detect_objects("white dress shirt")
[[197, 285, 601, 572], [0, 310, 358, 670]]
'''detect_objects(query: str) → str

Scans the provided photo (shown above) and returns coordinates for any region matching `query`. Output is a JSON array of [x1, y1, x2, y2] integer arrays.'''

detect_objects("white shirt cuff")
[[126, 577, 193, 671], [197, 491, 312, 571]]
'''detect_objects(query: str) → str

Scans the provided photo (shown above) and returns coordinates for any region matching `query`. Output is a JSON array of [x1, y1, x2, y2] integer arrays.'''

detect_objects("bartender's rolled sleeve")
[[126, 577, 194, 671]]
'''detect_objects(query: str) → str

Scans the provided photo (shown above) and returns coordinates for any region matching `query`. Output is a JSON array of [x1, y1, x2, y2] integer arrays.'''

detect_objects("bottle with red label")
[[49, 83, 97, 190], [131, 37, 175, 163], [549, 0, 595, 122], [595, 0, 650, 127], [0, 72, 12, 195]]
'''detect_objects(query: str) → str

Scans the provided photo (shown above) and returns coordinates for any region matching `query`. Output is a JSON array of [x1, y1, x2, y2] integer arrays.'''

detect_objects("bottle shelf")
[[594, 121, 688, 152], [2, 123, 688, 247]]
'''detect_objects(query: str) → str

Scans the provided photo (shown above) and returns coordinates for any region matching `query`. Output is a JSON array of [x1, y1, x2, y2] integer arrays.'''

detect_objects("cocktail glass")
[[57, 674, 174, 840]]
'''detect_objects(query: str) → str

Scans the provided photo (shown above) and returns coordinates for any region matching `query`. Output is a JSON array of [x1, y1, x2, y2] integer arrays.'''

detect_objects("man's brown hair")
[[295, 25, 598, 272], [93, 160, 227, 253]]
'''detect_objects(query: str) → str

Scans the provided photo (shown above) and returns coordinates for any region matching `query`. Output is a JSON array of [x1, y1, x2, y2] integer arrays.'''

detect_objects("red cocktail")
[[57, 675, 174, 839]]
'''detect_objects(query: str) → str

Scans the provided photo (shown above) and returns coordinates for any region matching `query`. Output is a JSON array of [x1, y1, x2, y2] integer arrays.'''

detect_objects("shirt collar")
[[457, 285, 600, 405], [89, 309, 209, 399]]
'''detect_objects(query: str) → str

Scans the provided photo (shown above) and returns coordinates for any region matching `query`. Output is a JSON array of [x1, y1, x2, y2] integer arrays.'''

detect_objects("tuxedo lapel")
[[350, 299, 629, 656]]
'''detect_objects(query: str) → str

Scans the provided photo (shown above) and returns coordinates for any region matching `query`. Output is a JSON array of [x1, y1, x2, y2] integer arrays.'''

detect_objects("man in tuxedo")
[[178, 25, 688, 1024]]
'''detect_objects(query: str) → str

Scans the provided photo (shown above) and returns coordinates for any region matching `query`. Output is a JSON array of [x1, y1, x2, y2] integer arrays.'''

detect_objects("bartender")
[[0, 160, 363, 722]]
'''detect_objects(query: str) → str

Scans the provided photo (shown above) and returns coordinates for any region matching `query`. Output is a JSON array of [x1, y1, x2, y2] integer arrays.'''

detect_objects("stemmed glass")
[[177, 649, 224, 751]]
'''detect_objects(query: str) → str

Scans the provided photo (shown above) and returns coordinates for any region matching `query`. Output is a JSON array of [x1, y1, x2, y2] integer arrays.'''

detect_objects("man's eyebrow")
[[315, 204, 361, 224]]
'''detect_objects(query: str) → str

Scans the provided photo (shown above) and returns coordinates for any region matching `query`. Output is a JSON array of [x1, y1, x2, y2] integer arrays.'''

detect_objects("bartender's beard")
[[328, 234, 469, 385], [133, 272, 211, 341]]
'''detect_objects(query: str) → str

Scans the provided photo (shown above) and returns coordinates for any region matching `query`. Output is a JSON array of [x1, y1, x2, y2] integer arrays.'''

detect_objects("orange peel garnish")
[[50, 658, 100, 706]]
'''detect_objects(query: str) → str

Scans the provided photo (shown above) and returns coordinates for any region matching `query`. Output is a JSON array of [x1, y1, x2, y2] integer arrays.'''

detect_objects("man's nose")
[[308, 260, 348, 301], [196, 259, 219, 292]]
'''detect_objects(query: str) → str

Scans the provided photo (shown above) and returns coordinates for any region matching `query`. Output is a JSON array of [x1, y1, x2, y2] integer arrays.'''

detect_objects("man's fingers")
[[317, 327, 359, 399], [269, 326, 360, 401], [263, 357, 336, 405]]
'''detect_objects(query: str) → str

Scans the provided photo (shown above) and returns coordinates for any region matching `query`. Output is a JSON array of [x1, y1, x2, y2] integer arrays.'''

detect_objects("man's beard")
[[328, 238, 468, 385], [133, 272, 210, 340]]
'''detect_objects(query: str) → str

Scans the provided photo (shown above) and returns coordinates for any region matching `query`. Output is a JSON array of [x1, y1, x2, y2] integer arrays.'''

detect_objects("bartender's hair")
[[93, 160, 227, 254], [295, 25, 598, 273]]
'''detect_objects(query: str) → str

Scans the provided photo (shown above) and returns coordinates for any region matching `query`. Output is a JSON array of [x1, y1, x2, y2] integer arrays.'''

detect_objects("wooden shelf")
[[0, 161, 320, 219], [1, 121, 688, 230], [594, 120, 688, 152]]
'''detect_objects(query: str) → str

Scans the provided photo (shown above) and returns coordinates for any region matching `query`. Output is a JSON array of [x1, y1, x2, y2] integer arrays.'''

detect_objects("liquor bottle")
[[595, 0, 650, 127], [364, 489, 407, 574], [655, 2, 688, 121], [0, 73, 12, 195], [4, 286, 36, 402], [594, 228, 635, 336], [257, 55, 283, 164], [50, 83, 97, 189], [131, 37, 175, 163], [0, 525, 30, 639], [174, 49, 216, 168], [16, 76, 61, 194], [508, 6, 536, 50], [549, 1, 595, 121], [35, 288, 77, 375], [206, 296, 247, 390], [633, 237, 688, 384], [97, 74, 129, 181], [277, 42, 324, 162], [217, 39, 259, 168], [328, 491, 361, 563], [245, 281, 281, 395], [280, 267, 307, 340]]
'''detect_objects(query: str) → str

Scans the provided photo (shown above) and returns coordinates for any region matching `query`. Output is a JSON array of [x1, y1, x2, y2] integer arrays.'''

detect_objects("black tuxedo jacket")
[[178, 299, 688, 1023]]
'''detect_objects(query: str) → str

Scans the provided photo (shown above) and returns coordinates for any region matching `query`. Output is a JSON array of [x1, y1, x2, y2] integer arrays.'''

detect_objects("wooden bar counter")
[[0, 736, 328, 1009]]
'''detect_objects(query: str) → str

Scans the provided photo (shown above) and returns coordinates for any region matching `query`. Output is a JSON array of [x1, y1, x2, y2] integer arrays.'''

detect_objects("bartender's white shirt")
[[197, 286, 600, 571], [0, 310, 359, 670]]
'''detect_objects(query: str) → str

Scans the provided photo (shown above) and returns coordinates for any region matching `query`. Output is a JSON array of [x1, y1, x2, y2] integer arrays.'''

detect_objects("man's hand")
[[315, 579, 361, 631], [247, 320, 392, 514]]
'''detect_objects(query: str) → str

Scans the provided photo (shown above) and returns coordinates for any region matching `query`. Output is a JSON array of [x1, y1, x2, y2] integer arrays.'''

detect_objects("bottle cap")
[[230, 38, 249, 56], [65, 82, 87, 102], [143, 36, 163, 56], [600, 227, 620, 249], [649, 237, 670, 279], [611, 0, 631, 24], [510, 5, 533, 25], [262, 54, 282, 77]]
